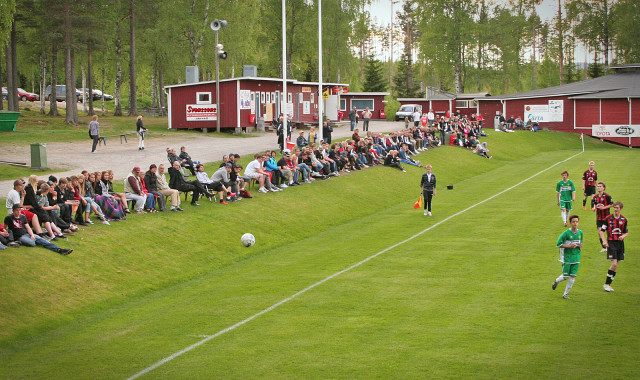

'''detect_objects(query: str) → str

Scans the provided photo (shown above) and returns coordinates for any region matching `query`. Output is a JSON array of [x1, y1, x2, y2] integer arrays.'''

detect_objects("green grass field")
[[0, 131, 638, 379]]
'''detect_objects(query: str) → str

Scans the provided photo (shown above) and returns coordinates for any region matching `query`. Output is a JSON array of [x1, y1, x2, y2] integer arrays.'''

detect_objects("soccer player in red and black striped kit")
[[598, 201, 629, 292], [582, 161, 597, 210], [592, 182, 613, 253]]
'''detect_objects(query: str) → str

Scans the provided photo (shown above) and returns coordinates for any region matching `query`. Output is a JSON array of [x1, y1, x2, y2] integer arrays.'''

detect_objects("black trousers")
[[423, 190, 434, 211], [91, 134, 99, 152]]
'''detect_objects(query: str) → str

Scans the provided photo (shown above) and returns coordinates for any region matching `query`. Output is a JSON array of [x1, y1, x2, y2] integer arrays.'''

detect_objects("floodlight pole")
[[215, 30, 221, 133], [317, 0, 323, 143]]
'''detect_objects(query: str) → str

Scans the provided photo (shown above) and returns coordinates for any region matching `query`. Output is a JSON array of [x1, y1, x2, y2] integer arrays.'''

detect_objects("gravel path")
[[0, 121, 405, 195]]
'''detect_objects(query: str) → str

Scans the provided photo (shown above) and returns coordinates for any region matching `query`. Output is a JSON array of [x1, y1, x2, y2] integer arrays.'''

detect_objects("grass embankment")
[[0, 131, 637, 378]]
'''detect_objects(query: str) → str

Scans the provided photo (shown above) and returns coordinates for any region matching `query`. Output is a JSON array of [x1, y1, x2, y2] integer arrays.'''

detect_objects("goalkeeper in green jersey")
[[556, 171, 576, 227], [552, 215, 584, 299]]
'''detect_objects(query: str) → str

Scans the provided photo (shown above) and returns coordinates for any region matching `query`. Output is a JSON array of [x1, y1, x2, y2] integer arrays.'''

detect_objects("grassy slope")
[[0, 132, 637, 378]]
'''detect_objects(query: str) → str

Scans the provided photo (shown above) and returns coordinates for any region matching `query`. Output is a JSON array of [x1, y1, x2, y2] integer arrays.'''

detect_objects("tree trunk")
[[557, 0, 564, 83], [81, 65, 87, 113], [532, 32, 538, 90], [49, 43, 59, 116], [151, 68, 158, 109], [70, 48, 79, 123], [158, 68, 166, 115], [128, 0, 138, 116], [101, 63, 106, 115], [64, 1, 77, 124], [39, 53, 46, 114], [0, 49, 3, 111], [114, 21, 123, 116], [6, 44, 15, 111], [87, 43, 94, 115], [9, 22, 19, 111]]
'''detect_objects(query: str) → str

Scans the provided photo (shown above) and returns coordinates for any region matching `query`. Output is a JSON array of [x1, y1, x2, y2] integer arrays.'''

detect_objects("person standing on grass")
[[349, 106, 357, 131], [582, 161, 597, 210], [552, 214, 583, 299], [136, 115, 148, 151], [591, 182, 613, 253], [599, 202, 629, 292], [420, 165, 436, 216], [89, 115, 100, 153], [556, 171, 576, 227]]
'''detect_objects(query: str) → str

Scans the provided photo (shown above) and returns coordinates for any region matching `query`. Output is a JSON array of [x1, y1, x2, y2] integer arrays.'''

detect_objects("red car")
[[17, 88, 40, 101]]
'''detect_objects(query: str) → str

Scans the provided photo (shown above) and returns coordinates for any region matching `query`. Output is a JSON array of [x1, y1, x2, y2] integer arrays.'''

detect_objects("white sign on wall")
[[239, 90, 251, 110], [186, 104, 217, 121], [524, 100, 563, 123], [592, 124, 640, 138], [303, 101, 310, 114]]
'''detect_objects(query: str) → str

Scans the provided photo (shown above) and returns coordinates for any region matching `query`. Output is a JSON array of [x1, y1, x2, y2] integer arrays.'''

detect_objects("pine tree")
[[393, 52, 422, 98], [363, 57, 386, 92]]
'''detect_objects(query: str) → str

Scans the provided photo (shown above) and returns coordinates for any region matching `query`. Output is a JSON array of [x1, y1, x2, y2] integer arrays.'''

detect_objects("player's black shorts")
[[606, 240, 625, 261], [596, 219, 606, 228], [584, 185, 596, 196]]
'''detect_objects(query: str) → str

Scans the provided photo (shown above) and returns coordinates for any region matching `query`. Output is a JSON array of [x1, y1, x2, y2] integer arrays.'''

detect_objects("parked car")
[[395, 104, 422, 121], [44, 85, 82, 102], [17, 88, 40, 101], [82, 89, 102, 101], [1, 87, 6, 100]]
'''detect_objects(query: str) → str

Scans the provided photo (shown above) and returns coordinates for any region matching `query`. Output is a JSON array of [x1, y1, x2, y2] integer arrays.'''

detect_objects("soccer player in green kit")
[[552, 214, 584, 299], [556, 171, 576, 227]]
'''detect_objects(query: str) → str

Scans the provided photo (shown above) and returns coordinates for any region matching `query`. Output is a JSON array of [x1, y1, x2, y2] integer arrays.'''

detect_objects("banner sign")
[[186, 104, 217, 121], [524, 100, 563, 122], [302, 86, 312, 93], [592, 124, 640, 138]]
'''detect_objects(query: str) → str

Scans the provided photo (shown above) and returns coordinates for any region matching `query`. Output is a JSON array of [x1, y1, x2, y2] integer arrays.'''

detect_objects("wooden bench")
[[98, 132, 139, 146]]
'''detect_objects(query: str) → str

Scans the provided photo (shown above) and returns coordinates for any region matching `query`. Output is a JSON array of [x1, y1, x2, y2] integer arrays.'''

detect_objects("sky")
[[367, 0, 590, 62]]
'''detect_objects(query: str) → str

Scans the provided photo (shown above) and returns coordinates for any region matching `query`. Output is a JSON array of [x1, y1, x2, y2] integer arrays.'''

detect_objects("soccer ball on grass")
[[241, 233, 255, 247]]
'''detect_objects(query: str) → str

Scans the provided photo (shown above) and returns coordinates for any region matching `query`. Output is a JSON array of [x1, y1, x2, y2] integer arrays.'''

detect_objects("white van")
[[395, 104, 422, 121]]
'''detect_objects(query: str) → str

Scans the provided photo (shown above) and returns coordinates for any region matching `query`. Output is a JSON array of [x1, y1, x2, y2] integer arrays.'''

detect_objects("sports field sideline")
[[1, 131, 638, 378]]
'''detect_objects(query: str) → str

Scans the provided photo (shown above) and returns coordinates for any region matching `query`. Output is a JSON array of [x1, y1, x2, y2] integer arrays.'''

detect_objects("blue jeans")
[[350, 120, 355, 131], [19, 234, 60, 252], [296, 164, 311, 180]]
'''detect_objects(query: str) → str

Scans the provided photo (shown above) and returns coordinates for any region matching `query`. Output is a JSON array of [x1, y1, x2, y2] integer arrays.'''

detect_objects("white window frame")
[[260, 92, 265, 104], [455, 100, 469, 108], [340, 98, 346, 111], [351, 98, 374, 111], [271, 92, 276, 104], [469, 100, 478, 108], [196, 91, 212, 105], [288, 93, 292, 103]]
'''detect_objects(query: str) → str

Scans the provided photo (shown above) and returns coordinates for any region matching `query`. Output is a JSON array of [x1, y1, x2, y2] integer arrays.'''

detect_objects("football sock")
[[555, 275, 567, 283], [599, 237, 604, 247], [564, 277, 575, 295], [605, 269, 616, 285], [561, 211, 567, 223], [583, 199, 587, 206]]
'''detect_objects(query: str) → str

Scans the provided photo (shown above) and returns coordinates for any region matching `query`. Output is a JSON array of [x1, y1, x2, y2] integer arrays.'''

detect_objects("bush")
[[384, 95, 400, 121]]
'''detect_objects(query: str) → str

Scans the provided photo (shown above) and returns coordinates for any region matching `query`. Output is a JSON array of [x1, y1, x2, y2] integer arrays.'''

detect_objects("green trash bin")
[[0, 111, 20, 132], [30, 143, 48, 170]]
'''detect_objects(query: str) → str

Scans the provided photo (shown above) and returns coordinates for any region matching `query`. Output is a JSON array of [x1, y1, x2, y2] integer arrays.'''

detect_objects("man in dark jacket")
[[144, 164, 167, 212], [322, 119, 333, 144], [168, 161, 213, 206], [420, 165, 436, 216], [178, 146, 197, 176]]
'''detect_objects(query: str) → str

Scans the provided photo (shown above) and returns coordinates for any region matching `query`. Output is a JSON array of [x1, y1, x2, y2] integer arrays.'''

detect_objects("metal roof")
[[165, 77, 348, 89], [341, 92, 390, 96], [478, 70, 640, 101]]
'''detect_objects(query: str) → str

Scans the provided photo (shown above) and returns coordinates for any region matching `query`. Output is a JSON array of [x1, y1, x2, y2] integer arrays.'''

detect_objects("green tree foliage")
[[612, 0, 640, 63], [566, 0, 614, 66], [362, 56, 386, 92], [393, 51, 423, 98]]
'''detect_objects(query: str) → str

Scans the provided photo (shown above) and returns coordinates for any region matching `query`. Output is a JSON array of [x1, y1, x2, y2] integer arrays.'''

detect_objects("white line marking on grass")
[[128, 150, 583, 379]]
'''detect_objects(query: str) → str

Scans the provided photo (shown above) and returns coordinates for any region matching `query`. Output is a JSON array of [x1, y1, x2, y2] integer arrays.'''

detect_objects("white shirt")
[[6, 189, 21, 214], [196, 171, 213, 184], [244, 160, 262, 176], [427, 111, 435, 120], [412, 111, 421, 121]]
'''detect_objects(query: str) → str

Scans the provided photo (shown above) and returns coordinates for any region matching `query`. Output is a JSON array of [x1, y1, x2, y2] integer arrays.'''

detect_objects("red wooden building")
[[476, 64, 640, 147], [339, 92, 390, 119], [399, 87, 490, 118], [165, 77, 346, 131]]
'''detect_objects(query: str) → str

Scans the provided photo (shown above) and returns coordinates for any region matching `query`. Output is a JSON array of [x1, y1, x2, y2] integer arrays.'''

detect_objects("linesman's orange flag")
[[414, 196, 423, 210]]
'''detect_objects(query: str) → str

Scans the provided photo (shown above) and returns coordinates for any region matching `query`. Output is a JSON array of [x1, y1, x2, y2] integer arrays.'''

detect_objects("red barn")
[[399, 87, 490, 119], [476, 63, 640, 147], [165, 77, 346, 131]]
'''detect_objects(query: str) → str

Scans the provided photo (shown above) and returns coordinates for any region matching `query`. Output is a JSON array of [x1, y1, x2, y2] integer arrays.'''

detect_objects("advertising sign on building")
[[592, 124, 640, 138], [239, 90, 251, 110], [186, 104, 217, 121], [303, 101, 310, 114], [524, 100, 563, 122]]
